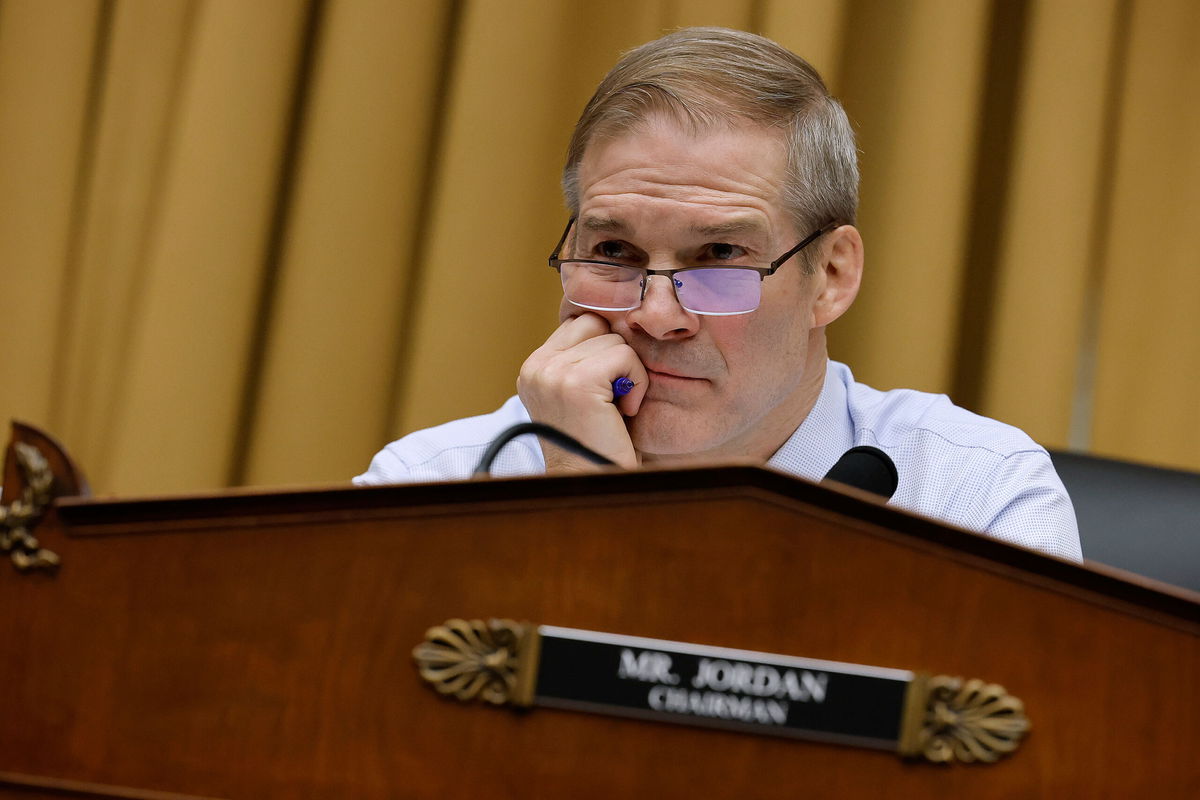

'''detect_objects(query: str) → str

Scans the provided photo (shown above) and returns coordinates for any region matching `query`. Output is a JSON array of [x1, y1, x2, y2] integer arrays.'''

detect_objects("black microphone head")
[[822, 445, 899, 500]]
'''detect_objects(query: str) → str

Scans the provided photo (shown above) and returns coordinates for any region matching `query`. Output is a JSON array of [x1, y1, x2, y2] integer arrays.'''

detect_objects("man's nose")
[[625, 274, 700, 340]]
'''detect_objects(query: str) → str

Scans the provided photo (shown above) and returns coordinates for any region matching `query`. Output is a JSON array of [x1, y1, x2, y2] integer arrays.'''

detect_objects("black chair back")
[[1049, 450, 1200, 593]]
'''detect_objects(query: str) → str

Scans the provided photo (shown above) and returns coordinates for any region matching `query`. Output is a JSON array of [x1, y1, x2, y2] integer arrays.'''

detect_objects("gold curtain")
[[2, 0, 1197, 495]]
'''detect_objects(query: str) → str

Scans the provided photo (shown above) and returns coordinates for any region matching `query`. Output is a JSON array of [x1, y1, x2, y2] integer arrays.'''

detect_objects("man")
[[355, 28, 1081, 562]]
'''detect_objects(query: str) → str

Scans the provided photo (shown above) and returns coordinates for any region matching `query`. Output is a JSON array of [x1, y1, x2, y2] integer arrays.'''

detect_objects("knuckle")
[[560, 371, 588, 393], [518, 356, 544, 382]]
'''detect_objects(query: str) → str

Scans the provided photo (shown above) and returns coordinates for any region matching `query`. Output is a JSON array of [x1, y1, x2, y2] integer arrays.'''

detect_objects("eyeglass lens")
[[559, 263, 762, 315]]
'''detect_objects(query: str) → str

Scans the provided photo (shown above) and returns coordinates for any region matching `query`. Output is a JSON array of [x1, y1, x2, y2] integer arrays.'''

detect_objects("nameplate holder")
[[412, 618, 1029, 764]]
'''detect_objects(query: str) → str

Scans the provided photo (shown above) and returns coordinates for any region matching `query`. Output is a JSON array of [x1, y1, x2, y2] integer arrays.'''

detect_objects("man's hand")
[[517, 313, 648, 472]]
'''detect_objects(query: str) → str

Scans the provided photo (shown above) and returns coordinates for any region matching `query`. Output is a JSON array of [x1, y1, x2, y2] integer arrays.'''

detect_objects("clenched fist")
[[517, 313, 648, 472]]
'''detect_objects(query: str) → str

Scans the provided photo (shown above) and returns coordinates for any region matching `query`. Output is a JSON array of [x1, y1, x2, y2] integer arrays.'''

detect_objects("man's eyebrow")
[[690, 219, 769, 238], [578, 216, 629, 233]]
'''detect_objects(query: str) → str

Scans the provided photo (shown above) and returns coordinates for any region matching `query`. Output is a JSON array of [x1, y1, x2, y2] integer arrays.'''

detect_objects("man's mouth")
[[646, 367, 707, 384]]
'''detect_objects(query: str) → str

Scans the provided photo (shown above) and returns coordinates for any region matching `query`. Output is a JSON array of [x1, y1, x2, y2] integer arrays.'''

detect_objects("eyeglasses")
[[547, 218, 838, 315]]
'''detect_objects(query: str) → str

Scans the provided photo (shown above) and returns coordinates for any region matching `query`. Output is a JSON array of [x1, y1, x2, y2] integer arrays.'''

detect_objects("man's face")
[[566, 114, 834, 462]]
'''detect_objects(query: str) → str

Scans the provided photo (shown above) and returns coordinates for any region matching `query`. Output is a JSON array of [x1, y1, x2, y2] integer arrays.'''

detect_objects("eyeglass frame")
[[547, 217, 841, 315]]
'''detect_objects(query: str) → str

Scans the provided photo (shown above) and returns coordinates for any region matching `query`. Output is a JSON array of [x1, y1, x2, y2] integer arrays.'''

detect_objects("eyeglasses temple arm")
[[768, 220, 841, 271], [548, 217, 577, 264]]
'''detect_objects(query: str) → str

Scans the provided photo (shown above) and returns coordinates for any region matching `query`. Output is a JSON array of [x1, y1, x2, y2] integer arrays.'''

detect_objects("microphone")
[[822, 446, 898, 500]]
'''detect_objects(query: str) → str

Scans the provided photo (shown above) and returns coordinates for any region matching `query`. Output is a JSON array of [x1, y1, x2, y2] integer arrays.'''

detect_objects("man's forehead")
[[574, 114, 789, 232]]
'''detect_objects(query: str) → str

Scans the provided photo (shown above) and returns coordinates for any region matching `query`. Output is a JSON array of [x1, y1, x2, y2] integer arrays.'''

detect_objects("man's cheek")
[[558, 297, 579, 322], [702, 317, 753, 366], [557, 297, 621, 324], [570, 307, 630, 338]]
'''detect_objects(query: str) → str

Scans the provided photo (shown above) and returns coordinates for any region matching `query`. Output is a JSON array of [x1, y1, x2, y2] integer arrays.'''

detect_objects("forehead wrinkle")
[[583, 167, 781, 207], [581, 194, 778, 247], [582, 188, 779, 224]]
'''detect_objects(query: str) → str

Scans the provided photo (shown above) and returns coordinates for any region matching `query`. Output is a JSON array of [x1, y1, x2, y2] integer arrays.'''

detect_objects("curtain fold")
[[1091, 0, 1200, 471], [241, 0, 454, 486], [391, 0, 578, 438], [55, 0, 198, 481], [975, 0, 1120, 448], [761, 0, 847, 87], [2, 0, 1197, 493], [1, 0, 103, 446], [99, 0, 310, 493], [832, 0, 992, 394]]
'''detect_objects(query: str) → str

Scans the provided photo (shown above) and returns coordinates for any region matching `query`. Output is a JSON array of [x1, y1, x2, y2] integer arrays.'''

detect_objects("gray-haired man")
[[356, 28, 1081, 562]]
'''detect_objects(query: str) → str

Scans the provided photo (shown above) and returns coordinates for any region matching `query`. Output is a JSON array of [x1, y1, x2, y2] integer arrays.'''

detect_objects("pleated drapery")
[[2, 0, 1197, 494]]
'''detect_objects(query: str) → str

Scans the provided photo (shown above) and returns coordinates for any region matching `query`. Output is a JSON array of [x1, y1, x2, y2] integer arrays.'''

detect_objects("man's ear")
[[811, 224, 863, 328]]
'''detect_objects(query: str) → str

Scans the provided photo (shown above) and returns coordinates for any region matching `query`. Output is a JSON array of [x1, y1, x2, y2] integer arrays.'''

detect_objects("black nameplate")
[[534, 626, 912, 749]]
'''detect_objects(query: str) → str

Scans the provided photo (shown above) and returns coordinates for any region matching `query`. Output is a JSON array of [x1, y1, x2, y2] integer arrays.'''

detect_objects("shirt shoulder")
[[353, 396, 544, 485], [835, 364, 1082, 561], [844, 373, 1035, 456]]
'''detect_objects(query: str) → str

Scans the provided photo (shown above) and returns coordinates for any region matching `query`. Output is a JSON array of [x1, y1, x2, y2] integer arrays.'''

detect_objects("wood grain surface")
[[1, 466, 1196, 798]]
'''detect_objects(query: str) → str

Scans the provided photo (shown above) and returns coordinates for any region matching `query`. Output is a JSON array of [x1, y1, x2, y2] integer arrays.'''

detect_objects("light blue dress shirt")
[[355, 360, 1082, 561]]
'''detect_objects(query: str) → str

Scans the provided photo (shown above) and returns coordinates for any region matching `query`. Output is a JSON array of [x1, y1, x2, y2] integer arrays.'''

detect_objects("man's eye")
[[597, 240, 633, 261], [708, 243, 748, 261]]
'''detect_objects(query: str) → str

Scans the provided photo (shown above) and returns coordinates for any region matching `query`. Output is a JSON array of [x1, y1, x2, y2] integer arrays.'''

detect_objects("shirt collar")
[[766, 360, 855, 481]]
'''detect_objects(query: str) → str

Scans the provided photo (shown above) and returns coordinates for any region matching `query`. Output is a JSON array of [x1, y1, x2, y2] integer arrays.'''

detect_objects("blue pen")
[[612, 377, 635, 398]]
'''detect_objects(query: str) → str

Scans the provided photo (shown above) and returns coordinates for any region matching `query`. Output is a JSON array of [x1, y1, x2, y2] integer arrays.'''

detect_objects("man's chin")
[[627, 408, 723, 460]]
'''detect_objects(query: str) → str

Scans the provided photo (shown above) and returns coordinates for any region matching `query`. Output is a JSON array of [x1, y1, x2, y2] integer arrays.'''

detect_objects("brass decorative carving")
[[0, 442, 60, 572], [413, 618, 540, 707], [901, 673, 1030, 763]]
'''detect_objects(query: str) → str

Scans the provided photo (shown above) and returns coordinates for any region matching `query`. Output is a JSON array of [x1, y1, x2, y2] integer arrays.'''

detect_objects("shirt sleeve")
[[352, 444, 414, 486], [351, 396, 544, 485]]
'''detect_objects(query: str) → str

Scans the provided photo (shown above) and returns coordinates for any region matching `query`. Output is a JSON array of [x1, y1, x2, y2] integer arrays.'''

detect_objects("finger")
[[520, 332, 636, 405], [556, 332, 631, 365], [614, 354, 650, 417], [541, 312, 612, 351], [549, 342, 642, 404], [524, 333, 629, 392]]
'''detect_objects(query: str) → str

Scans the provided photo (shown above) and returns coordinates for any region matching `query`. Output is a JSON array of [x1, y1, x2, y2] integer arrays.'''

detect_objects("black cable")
[[473, 422, 616, 477]]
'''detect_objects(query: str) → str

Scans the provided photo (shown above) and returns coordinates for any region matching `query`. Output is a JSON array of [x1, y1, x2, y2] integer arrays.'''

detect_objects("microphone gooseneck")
[[474, 422, 615, 477]]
